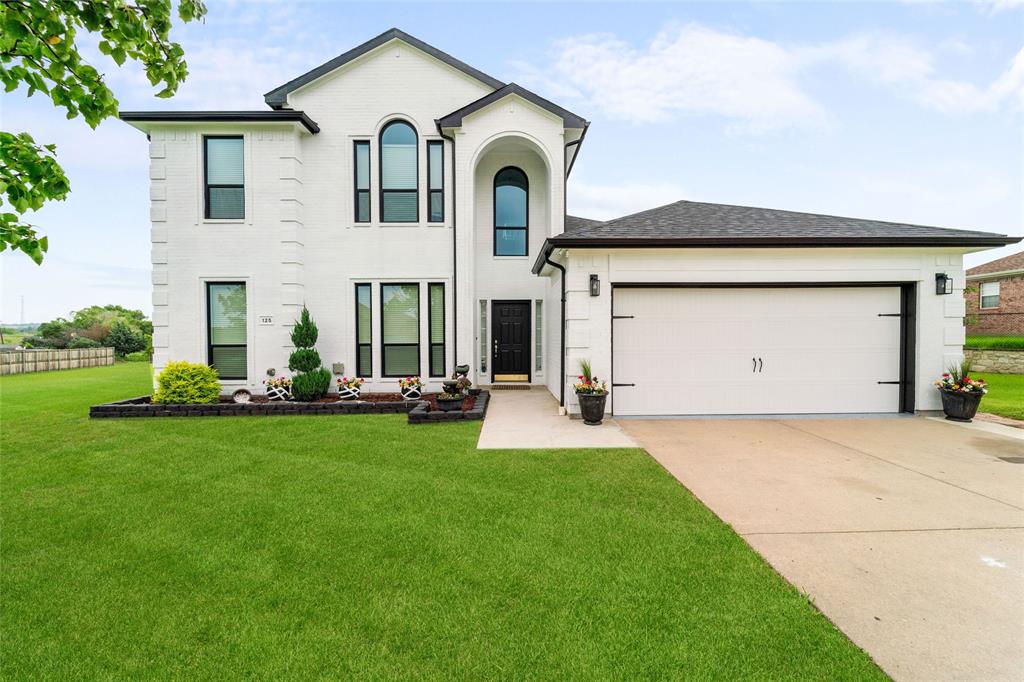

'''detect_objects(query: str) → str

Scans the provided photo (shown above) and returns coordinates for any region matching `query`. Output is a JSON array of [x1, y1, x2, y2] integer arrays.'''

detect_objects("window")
[[354, 141, 370, 223], [355, 284, 372, 376], [206, 282, 246, 380], [429, 283, 445, 377], [535, 299, 543, 373], [380, 120, 418, 222], [427, 141, 444, 222], [204, 136, 244, 219], [479, 300, 487, 373], [980, 281, 1000, 309], [381, 283, 420, 376], [494, 166, 528, 256]]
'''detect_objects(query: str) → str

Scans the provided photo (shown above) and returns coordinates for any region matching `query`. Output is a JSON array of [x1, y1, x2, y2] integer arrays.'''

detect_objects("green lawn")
[[1, 364, 884, 679], [966, 335, 1024, 350], [978, 373, 1024, 420]]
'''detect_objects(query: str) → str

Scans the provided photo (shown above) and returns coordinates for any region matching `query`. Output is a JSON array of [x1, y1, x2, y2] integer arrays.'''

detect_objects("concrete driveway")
[[621, 416, 1024, 682]]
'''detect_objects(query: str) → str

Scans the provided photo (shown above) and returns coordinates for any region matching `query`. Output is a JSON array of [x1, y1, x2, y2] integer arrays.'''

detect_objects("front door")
[[492, 300, 531, 382]]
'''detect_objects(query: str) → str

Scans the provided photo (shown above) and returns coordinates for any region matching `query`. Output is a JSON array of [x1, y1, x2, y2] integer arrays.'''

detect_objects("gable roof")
[[966, 251, 1024, 278], [437, 83, 588, 129], [565, 215, 601, 232], [535, 200, 1020, 273], [264, 28, 504, 108]]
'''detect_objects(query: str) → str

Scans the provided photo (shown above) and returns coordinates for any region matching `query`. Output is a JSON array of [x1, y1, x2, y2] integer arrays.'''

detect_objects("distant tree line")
[[23, 305, 152, 357]]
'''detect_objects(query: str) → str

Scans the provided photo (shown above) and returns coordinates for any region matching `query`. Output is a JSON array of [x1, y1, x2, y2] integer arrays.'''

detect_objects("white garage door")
[[612, 287, 903, 416]]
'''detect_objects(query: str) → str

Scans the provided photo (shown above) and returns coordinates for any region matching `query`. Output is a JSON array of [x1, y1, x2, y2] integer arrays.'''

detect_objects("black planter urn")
[[436, 397, 463, 413], [577, 393, 608, 426], [939, 389, 983, 422]]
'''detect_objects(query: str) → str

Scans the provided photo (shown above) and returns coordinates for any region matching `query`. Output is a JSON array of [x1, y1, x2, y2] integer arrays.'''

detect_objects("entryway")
[[491, 300, 530, 382]]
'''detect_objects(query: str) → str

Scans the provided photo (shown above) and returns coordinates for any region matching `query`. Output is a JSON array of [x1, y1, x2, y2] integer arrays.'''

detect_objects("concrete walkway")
[[477, 388, 638, 449], [622, 416, 1024, 682]]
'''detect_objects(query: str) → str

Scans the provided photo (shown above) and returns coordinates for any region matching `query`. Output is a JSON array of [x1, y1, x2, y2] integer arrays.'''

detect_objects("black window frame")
[[353, 140, 371, 223], [493, 166, 528, 257], [380, 282, 421, 378], [355, 283, 372, 377], [428, 282, 445, 377], [427, 140, 444, 223], [205, 281, 247, 380], [379, 120, 419, 223], [203, 135, 245, 220]]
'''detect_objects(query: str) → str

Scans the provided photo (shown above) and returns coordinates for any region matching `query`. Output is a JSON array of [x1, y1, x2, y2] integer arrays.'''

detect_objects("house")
[[964, 252, 1024, 335], [120, 28, 1019, 417]]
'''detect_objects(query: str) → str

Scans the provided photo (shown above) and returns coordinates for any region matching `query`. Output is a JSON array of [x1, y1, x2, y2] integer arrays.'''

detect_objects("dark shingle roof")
[[565, 215, 601, 232], [967, 251, 1024, 277], [534, 200, 1020, 273], [437, 83, 587, 129]]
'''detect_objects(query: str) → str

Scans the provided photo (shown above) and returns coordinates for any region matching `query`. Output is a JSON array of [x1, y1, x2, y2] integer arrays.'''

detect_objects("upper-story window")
[[380, 120, 418, 222], [204, 136, 244, 220], [494, 166, 528, 256], [980, 281, 1000, 309], [427, 140, 444, 223], [353, 141, 370, 223]]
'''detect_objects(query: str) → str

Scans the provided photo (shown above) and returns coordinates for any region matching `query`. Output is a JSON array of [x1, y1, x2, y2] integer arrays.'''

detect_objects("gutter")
[[966, 268, 1024, 281], [543, 252, 568, 408], [435, 121, 458, 366]]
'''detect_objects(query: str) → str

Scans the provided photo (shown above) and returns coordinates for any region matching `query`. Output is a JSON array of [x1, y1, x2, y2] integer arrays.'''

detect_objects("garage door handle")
[[752, 357, 756, 373], [758, 357, 763, 373]]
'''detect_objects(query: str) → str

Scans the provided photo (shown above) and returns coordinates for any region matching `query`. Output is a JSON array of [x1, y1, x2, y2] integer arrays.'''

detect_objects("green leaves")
[[0, 0, 208, 263]]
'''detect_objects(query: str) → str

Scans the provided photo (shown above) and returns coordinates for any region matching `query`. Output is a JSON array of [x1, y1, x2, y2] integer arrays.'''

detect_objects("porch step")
[[487, 384, 532, 391]]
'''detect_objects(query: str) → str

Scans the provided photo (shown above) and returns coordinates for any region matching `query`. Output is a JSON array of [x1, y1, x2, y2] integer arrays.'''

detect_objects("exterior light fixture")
[[935, 273, 952, 295], [589, 274, 600, 297]]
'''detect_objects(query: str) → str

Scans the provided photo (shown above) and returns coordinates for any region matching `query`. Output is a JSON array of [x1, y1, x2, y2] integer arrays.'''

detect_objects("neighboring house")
[[964, 252, 1024, 335], [121, 28, 1019, 417]]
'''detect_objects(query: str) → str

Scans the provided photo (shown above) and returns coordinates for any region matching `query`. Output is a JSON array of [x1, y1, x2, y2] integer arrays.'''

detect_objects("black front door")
[[492, 300, 530, 381]]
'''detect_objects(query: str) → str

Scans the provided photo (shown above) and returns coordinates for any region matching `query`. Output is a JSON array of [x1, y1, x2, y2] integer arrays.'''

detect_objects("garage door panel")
[[612, 287, 902, 416]]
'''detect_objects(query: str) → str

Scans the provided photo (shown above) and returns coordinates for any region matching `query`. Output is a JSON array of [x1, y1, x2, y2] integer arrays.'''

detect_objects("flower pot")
[[939, 389, 983, 422], [265, 385, 291, 401], [436, 397, 463, 412], [401, 385, 422, 401], [577, 393, 607, 426], [338, 385, 361, 401]]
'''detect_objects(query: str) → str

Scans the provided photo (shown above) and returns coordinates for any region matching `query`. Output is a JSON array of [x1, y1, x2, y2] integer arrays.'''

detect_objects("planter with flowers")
[[934, 361, 988, 422], [399, 376, 423, 400], [574, 359, 608, 426], [264, 376, 293, 401], [336, 376, 364, 401]]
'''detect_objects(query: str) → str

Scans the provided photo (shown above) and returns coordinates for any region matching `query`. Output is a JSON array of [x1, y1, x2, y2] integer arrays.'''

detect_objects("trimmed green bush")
[[965, 335, 1024, 350], [123, 351, 151, 363], [69, 337, 101, 349], [288, 348, 321, 374], [153, 361, 221, 404], [290, 307, 319, 348], [291, 368, 331, 401]]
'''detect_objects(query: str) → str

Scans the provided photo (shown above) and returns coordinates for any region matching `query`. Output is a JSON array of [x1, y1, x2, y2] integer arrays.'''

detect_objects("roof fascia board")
[[120, 111, 320, 134], [966, 268, 1024, 280], [438, 83, 587, 129]]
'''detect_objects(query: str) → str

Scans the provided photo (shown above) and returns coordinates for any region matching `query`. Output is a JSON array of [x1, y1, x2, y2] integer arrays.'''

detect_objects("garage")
[[611, 286, 909, 416]]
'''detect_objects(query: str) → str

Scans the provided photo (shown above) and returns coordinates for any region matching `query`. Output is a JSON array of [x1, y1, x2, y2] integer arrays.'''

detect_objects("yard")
[[978, 373, 1024, 421], [1, 364, 884, 679]]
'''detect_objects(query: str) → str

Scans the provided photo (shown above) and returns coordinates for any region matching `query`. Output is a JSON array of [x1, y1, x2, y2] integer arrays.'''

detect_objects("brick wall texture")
[[965, 274, 1024, 335]]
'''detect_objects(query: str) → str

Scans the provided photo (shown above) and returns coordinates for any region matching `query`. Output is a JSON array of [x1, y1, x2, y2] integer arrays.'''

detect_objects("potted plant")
[[399, 376, 423, 400], [435, 392, 464, 412], [442, 366, 472, 397], [934, 361, 987, 422], [574, 359, 609, 426], [264, 376, 292, 401], [336, 376, 364, 401]]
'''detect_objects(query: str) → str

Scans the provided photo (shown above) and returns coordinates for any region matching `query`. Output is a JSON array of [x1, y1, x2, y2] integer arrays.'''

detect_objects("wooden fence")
[[0, 348, 115, 375]]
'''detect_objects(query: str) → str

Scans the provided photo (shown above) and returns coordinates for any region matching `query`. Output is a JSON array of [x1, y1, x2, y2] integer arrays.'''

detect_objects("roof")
[[534, 200, 1021, 273], [264, 28, 504, 108], [119, 110, 320, 134], [565, 215, 601, 232], [966, 250, 1024, 278], [437, 83, 588, 130]]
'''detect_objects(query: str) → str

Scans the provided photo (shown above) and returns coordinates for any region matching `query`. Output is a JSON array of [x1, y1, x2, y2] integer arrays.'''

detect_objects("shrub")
[[69, 337, 101, 349], [153, 361, 221, 404], [123, 351, 151, 362], [292, 368, 331, 401], [288, 348, 321, 373], [106, 320, 147, 357], [290, 307, 319, 348]]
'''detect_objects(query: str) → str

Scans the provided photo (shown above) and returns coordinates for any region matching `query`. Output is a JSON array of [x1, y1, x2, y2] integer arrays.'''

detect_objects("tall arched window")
[[494, 167, 528, 256], [380, 120, 418, 222]]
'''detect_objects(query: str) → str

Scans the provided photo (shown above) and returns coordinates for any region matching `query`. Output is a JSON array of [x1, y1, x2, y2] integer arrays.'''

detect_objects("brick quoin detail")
[[964, 274, 1024, 335]]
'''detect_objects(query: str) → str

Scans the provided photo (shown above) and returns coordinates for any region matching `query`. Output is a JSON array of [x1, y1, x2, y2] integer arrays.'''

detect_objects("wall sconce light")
[[589, 274, 600, 297], [935, 272, 952, 295]]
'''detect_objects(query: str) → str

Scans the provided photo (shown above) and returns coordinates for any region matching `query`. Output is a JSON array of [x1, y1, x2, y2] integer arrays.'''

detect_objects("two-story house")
[[122, 28, 1019, 417], [965, 252, 1024, 335]]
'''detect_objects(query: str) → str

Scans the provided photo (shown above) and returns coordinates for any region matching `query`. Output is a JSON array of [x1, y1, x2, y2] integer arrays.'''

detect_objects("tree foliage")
[[0, 0, 207, 263], [287, 306, 328, 401], [24, 303, 151, 355]]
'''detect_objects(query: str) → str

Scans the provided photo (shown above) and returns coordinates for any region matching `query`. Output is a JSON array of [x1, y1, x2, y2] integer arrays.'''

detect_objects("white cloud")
[[568, 179, 688, 221]]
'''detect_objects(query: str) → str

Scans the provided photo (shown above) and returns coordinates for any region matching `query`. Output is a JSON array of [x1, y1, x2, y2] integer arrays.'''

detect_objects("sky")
[[1, 0, 1022, 323]]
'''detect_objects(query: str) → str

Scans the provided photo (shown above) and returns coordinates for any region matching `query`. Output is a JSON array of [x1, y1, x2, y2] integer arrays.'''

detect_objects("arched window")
[[494, 167, 528, 256], [380, 120, 418, 222]]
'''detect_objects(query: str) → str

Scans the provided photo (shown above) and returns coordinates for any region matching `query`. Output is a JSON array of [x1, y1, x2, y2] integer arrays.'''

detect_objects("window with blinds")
[[380, 121, 418, 222], [494, 167, 528, 256], [204, 136, 244, 219], [354, 141, 370, 223], [980, 281, 1000, 309], [355, 284, 372, 376], [207, 282, 246, 379], [381, 283, 419, 376], [535, 299, 543, 373], [427, 141, 444, 223], [429, 283, 445, 377], [479, 300, 487, 373]]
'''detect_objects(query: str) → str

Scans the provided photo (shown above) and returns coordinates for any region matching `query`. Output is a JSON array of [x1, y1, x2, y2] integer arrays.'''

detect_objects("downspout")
[[544, 252, 567, 407], [436, 121, 457, 366]]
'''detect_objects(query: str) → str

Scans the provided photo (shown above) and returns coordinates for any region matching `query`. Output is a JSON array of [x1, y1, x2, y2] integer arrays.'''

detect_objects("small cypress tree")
[[288, 306, 330, 401]]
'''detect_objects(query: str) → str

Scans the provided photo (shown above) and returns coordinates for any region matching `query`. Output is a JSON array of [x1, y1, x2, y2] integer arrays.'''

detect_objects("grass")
[[965, 335, 1024, 350], [978, 373, 1024, 420], [1, 364, 884, 679]]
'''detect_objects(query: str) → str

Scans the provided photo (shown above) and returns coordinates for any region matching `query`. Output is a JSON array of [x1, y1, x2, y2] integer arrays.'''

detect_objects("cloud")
[[517, 23, 1023, 131], [568, 180, 688, 221]]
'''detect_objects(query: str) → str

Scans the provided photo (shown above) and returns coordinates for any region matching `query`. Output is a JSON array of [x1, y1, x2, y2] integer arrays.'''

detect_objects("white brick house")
[[122, 28, 1018, 417]]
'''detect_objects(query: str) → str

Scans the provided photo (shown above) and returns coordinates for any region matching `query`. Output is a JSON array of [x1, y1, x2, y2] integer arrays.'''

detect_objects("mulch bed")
[[245, 393, 474, 411]]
